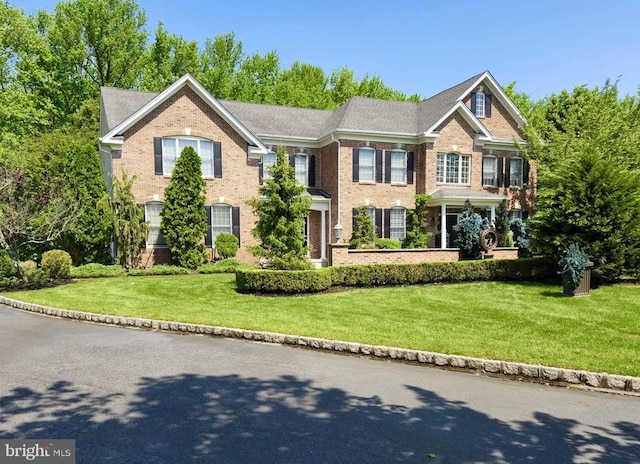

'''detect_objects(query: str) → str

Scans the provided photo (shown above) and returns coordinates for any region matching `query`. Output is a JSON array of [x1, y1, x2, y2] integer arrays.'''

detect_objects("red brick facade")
[[100, 72, 533, 267]]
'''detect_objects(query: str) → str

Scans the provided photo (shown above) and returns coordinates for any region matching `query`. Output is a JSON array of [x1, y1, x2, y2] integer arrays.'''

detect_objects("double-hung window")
[[389, 207, 406, 240], [211, 204, 232, 244], [358, 147, 375, 182], [145, 202, 166, 247], [482, 156, 497, 187], [262, 151, 276, 181], [509, 157, 524, 187], [162, 137, 214, 177], [390, 150, 406, 183], [474, 91, 485, 117], [437, 153, 470, 184], [294, 153, 308, 186]]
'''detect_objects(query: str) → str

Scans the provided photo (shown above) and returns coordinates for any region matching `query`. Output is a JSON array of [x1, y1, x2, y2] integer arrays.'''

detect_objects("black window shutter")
[[383, 209, 391, 238], [153, 137, 163, 175], [497, 157, 504, 187], [289, 154, 295, 167], [504, 158, 511, 187], [258, 160, 264, 185], [522, 210, 529, 220], [485, 94, 492, 117], [407, 152, 414, 184], [375, 208, 383, 238], [205, 206, 212, 247], [352, 149, 359, 182], [213, 142, 222, 178], [522, 159, 530, 185], [308, 155, 316, 187], [470, 92, 477, 115], [384, 151, 391, 183], [232, 206, 240, 244], [376, 150, 383, 183]]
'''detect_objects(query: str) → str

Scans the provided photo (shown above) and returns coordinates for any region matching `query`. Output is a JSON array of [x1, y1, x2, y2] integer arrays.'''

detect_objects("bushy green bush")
[[375, 238, 402, 249], [236, 268, 333, 294], [215, 233, 239, 259], [198, 259, 252, 274], [236, 258, 556, 293], [70, 264, 126, 278], [41, 249, 73, 279], [0, 250, 15, 278], [128, 265, 190, 276]]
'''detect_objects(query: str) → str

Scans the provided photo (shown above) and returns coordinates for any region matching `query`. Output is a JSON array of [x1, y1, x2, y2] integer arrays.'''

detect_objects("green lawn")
[[3, 275, 639, 376]]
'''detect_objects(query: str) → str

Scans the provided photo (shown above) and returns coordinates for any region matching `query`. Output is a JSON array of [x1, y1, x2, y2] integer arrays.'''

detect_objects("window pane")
[[446, 154, 459, 183], [199, 140, 213, 177], [295, 154, 307, 186], [162, 138, 177, 176], [483, 157, 497, 186], [146, 202, 166, 246], [263, 152, 276, 180], [475, 92, 485, 117], [390, 150, 406, 183], [460, 155, 470, 184], [211, 205, 232, 243], [389, 208, 406, 240], [510, 158, 523, 187], [359, 148, 374, 182], [436, 154, 445, 183]]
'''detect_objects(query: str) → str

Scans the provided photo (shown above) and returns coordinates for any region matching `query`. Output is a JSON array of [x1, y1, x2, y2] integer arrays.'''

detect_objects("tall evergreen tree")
[[246, 146, 311, 269], [403, 194, 431, 249], [113, 171, 148, 269], [160, 146, 207, 269]]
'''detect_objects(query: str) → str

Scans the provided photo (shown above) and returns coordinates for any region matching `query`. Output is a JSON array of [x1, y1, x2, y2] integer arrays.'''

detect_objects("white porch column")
[[490, 205, 496, 225], [440, 204, 447, 249], [320, 209, 327, 261]]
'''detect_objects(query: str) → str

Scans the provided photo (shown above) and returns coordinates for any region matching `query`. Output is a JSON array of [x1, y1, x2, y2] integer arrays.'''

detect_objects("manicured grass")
[[3, 275, 639, 376]]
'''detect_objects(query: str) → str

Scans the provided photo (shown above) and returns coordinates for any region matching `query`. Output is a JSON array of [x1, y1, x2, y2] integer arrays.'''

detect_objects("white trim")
[[425, 102, 492, 137], [100, 74, 269, 155]]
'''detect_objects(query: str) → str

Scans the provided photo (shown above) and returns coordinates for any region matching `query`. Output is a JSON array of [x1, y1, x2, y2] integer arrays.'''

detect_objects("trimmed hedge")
[[236, 257, 556, 294]]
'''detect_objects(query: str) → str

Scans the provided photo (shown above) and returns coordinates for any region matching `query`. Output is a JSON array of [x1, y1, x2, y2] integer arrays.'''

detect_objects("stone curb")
[[2, 295, 639, 394]]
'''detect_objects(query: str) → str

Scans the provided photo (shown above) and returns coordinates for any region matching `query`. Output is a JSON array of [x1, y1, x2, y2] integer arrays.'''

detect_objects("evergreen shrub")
[[41, 249, 72, 279]]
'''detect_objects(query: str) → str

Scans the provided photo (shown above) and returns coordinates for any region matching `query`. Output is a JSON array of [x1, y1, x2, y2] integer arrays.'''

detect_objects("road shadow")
[[1, 375, 638, 463]]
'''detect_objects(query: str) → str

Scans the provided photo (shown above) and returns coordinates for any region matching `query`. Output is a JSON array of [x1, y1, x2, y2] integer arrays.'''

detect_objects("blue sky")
[[15, 0, 640, 101]]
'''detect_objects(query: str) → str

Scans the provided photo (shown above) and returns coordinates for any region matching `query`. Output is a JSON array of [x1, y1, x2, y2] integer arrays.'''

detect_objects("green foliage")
[[350, 206, 376, 249], [198, 259, 252, 274], [236, 257, 556, 294], [558, 243, 589, 293], [524, 82, 640, 283], [0, 249, 15, 277], [214, 233, 239, 259], [41, 249, 72, 279], [246, 146, 311, 269], [495, 200, 511, 247], [113, 171, 148, 268], [452, 201, 491, 259], [403, 194, 431, 248], [70, 263, 126, 278], [236, 268, 333, 294], [375, 238, 402, 249], [161, 146, 207, 269], [128, 265, 190, 276]]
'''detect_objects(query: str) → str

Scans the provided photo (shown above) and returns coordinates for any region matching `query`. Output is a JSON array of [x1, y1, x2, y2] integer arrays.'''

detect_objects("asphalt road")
[[1, 304, 638, 463]]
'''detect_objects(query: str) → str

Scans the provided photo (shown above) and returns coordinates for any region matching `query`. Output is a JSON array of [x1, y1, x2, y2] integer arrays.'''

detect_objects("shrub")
[[236, 257, 556, 294], [349, 206, 376, 249], [452, 201, 491, 259], [510, 218, 530, 257], [215, 233, 239, 259], [199, 259, 252, 274], [71, 264, 126, 278], [375, 238, 402, 249], [236, 268, 333, 294], [558, 243, 589, 293], [128, 265, 190, 276], [0, 249, 15, 278], [41, 249, 73, 279]]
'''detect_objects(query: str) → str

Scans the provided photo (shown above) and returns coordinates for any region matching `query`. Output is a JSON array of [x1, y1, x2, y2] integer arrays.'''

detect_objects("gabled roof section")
[[100, 74, 268, 155], [100, 87, 157, 136]]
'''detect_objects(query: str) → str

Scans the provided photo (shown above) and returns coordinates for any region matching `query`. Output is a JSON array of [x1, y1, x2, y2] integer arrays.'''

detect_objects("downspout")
[[330, 132, 342, 242]]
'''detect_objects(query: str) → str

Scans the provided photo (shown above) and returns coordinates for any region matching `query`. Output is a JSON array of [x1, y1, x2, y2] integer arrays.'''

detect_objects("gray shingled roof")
[[429, 187, 508, 202], [100, 72, 487, 140], [100, 87, 157, 135]]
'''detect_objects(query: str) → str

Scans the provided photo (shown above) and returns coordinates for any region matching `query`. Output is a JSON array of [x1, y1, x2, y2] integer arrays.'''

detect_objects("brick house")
[[99, 71, 532, 267]]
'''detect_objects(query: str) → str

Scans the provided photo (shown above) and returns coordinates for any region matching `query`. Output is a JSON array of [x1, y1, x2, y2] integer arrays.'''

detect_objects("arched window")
[[161, 136, 216, 177], [474, 91, 485, 117]]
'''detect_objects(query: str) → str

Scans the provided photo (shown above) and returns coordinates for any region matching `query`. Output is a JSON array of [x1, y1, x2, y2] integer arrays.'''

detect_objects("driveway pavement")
[[1, 304, 639, 463]]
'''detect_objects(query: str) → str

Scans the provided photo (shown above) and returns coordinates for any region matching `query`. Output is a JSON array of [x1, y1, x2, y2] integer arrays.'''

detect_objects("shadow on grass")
[[1, 375, 638, 463]]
